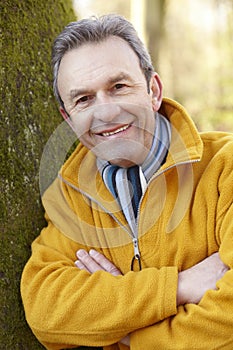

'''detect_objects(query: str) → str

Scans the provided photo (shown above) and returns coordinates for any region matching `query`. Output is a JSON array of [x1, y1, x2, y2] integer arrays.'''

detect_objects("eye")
[[77, 96, 89, 104], [75, 95, 94, 108], [114, 83, 125, 90]]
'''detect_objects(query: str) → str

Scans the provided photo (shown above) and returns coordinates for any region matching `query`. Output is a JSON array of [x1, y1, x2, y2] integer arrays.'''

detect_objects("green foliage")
[[0, 0, 76, 348]]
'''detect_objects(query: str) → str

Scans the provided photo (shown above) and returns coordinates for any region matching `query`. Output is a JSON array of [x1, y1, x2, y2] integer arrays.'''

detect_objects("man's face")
[[57, 36, 163, 167]]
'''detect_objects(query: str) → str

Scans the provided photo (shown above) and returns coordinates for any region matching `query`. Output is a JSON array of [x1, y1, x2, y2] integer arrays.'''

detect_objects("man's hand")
[[75, 250, 229, 306], [75, 249, 228, 347], [75, 249, 122, 276], [177, 252, 229, 305]]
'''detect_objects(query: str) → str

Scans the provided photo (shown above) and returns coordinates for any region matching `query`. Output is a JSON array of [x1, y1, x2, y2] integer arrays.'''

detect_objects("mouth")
[[98, 124, 131, 137]]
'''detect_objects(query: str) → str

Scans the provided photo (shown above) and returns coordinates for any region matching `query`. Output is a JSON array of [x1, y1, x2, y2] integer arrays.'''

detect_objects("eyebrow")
[[69, 88, 91, 101], [69, 72, 133, 101], [108, 72, 133, 85]]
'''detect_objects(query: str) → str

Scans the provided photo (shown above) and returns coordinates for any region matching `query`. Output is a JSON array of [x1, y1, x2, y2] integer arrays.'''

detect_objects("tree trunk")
[[0, 1, 75, 348]]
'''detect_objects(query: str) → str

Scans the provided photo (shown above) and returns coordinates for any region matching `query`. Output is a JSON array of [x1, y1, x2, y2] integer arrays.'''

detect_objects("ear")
[[59, 106, 69, 121], [149, 73, 163, 112], [59, 106, 78, 134]]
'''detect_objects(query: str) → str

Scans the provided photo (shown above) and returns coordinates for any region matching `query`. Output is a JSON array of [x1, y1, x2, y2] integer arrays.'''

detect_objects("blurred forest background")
[[74, 0, 233, 131]]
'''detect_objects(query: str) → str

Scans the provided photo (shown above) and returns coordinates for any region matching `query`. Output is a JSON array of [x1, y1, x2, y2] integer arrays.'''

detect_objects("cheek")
[[78, 131, 95, 153], [77, 122, 95, 150], [70, 111, 92, 139], [135, 107, 155, 135]]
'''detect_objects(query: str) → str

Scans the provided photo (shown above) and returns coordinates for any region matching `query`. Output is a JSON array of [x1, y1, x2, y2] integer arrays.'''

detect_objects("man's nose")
[[93, 99, 121, 122]]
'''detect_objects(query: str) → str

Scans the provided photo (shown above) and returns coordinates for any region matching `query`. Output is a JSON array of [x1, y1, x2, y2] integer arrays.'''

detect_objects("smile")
[[101, 124, 130, 137]]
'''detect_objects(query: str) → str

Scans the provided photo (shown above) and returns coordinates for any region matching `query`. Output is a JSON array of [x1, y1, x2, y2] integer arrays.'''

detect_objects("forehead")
[[57, 36, 143, 92]]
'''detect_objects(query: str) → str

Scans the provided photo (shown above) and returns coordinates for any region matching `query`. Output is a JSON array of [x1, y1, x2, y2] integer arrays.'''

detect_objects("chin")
[[89, 140, 147, 167]]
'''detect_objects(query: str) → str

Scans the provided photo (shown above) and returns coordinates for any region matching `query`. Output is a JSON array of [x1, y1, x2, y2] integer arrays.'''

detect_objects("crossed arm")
[[75, 249, 228, 347]]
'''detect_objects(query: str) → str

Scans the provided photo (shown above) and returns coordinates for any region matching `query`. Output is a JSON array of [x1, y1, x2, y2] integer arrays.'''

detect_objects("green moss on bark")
[[0, 0, 75, 348]]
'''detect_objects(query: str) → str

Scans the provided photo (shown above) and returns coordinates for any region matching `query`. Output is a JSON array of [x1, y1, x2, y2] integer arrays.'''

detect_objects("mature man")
[[21, 14, 233, 349]]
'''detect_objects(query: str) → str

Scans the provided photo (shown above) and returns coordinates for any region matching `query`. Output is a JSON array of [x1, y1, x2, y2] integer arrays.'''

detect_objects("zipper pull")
[[131, 238, 142, 271], [133, 237, 140, 257]]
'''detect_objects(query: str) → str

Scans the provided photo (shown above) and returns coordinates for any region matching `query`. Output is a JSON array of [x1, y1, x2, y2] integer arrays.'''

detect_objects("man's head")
[[52, 14, 154, 106], [52, 15, 163, 167]]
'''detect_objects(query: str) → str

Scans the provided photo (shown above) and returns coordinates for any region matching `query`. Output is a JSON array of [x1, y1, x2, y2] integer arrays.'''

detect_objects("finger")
[[75, 260, 90, 272], [89, 249, 122, 276], [76, 249, 105, 273], [120, 335, 130, 346]]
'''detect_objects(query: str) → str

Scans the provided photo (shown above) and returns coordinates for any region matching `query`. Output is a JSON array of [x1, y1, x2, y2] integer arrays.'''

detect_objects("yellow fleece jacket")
[[21, 98, 233, 350]]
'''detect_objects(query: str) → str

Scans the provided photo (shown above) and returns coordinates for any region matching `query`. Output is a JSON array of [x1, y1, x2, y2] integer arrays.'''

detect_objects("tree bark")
[[0, 1, 75, 348]]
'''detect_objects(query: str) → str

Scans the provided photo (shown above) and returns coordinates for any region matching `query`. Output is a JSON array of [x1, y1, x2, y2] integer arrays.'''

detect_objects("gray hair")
[[52, 14, 154, 107]]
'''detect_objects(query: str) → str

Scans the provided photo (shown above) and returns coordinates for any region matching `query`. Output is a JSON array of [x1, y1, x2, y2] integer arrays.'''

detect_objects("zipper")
[[130, 237, 141, 271], [132, 237, 140, 256], [133, 157, 201, 269]]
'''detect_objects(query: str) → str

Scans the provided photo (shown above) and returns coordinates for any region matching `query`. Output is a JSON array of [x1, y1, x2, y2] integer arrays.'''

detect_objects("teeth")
[[102, 125, 129, 137]]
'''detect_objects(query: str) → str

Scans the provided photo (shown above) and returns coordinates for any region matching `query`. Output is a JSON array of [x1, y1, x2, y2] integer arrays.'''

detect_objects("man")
[[21, 14, 233, 349]]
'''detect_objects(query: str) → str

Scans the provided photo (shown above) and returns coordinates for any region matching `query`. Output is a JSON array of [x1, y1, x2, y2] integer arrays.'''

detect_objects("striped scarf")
[[97, 113, 171, 233]]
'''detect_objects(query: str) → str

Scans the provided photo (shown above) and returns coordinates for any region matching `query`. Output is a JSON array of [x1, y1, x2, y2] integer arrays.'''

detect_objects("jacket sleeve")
[[130, 160, 233, 350], [20, 219, 178, 350]]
